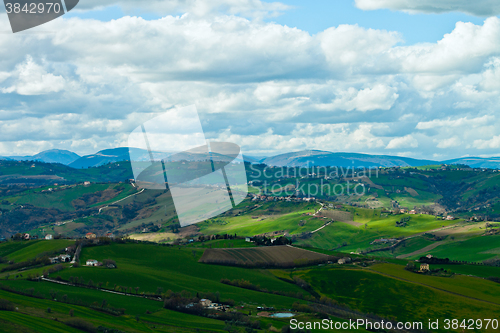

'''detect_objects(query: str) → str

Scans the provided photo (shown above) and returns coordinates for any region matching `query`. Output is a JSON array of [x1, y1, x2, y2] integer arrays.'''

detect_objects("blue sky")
[[1, 0, 500, 160]]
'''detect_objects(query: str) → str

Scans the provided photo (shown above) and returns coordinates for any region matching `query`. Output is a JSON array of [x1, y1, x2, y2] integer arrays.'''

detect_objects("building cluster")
[[250, 193, 316, 202], [337, 257, 352, 265], [196, 299, 230, 311], [49, 254, 72, 264], [86, 259, 101, 266], [371, 238, 397, 245]]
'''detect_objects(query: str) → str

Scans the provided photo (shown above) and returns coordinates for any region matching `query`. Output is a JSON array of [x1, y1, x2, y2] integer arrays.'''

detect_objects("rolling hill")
[[262, 150, 436, 168], [3, 149, 80, 165], [443, 156, 500, 169]]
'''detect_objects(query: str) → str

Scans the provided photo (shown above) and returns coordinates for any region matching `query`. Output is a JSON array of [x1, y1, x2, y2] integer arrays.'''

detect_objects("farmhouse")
[[23, 233, 30, 240], [86, 259, 99, 266], [59, 254, 71, 262], [419, 263, 430, 272], [199, 299, 212, 307], [45, 234, 53, 240], [426, 254, 433, 259], [85, 232, 96, 239], [338, 257, 352, 265], [245, 237, 252, 242]]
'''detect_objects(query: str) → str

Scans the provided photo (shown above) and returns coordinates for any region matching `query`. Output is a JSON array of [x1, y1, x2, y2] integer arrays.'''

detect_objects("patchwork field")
[[199, 245, 335, 267]]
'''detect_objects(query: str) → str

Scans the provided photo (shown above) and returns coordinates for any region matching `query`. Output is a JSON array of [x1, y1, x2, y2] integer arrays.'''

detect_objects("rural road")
[[98, 188, 145, 214], [42, 277, 162, 301], [396, 241, 446, 259], [311, 221, 332, 234]]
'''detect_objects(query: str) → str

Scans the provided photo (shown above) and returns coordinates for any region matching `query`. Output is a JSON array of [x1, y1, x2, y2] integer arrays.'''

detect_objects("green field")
[[292, 265, 500, 332], [418, 235, 500, 262]]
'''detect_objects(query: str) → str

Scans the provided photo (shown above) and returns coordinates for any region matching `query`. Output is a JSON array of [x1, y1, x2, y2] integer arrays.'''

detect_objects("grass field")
[[1, 237, 500, 332], [296, 212, 458, 252], [0, 286, 228, 332], [0, 239, 72, 263], [292, 265, 500, 332], [55, 243, 309, 307], [411, 235, 500, 262], [431, 263, 500, 278]]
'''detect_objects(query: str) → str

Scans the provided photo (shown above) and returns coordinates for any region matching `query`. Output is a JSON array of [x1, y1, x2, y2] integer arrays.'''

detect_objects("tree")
[[69, 309, 74, 317], [405, 261, 416, 271], [135, 287, 140, 294]]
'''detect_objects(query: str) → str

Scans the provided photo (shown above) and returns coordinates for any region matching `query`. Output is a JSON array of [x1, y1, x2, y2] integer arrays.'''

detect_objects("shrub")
[[0, 299, 15, 311], [65, 318, 97, 333]]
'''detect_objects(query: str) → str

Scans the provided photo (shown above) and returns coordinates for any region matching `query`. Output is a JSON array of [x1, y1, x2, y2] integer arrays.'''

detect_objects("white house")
[[86, 259, 98, 266], [45, 234, 53, 240]]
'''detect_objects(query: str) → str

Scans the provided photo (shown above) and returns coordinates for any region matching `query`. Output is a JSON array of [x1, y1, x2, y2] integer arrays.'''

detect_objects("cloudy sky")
[[1, 0, 500, 160]]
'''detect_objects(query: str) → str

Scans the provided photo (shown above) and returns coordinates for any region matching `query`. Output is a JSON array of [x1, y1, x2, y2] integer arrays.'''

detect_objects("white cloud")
[[1, 11, 500, 159], [436, 137, 462, 148], [416, 115, 493, 130], [473, 135, 500, 149], [386, 135, 418, 149], [354, 0, 500, 16], [2, 56, 66, 95], [318, 24, 401, 73], [331, 84, 399, 112]]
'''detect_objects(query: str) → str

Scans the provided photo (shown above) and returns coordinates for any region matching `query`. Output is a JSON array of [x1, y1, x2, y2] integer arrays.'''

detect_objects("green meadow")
[[292, 265, 500, 332]]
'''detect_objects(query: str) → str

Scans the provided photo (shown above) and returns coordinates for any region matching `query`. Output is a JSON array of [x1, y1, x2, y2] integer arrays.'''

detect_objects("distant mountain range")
[[1, 149, 80, 165], [261, 150, 436, 168], [443, 156, 500, 169], [3, 147, 500, 169], [69, 147, 154, 169]]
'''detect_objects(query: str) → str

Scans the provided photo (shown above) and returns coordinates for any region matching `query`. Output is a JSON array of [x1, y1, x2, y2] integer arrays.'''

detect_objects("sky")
[[1, 0, 500, 160]]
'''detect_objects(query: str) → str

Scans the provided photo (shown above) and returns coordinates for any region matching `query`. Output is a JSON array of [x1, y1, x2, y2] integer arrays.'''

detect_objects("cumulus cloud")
[[354, 0, 500, 16], [1, 9, 500, 158], [473, 135, 500, 149], [386, 135, 418, 149], [331, 84, 399, 112], [435, 137, 462, 148], [2, 56, 66, 95]]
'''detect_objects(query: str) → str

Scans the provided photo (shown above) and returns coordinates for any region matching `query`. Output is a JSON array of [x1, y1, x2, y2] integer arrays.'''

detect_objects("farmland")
[[0, 234, 498, 332], [199, 245, 335, 267]]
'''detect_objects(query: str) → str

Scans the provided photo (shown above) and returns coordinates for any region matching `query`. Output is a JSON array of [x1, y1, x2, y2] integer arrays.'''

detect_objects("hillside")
[[443, 156, 500, 169], [4, 149, 80, 165], [262, 150, 436, 168], [0, 239, 498, 332]]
